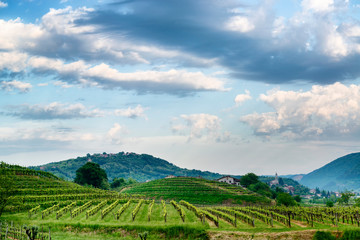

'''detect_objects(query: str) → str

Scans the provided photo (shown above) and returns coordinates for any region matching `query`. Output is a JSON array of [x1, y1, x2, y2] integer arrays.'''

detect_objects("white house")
[[217, 176, 241, 186]]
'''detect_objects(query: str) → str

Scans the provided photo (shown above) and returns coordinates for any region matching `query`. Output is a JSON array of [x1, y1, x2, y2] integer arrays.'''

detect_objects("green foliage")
[[338, 191, 355, 205], [340, 230, 360, 240], [24, 225, 38, 240], [248, 181, 273, 198], [111, 177, 125, 188], [326, 200, 334, 207], [312, 231, 336, 240], [293, 195, 301, 203], [74, 162, 108, 189], [0, 175, 17, 217], [276, 192, 297, 207], [138, 231, 148, 240], [240, 173, 259, 188]]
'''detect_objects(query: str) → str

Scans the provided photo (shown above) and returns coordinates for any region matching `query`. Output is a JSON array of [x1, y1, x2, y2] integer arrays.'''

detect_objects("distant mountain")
[[30, 152, 222, 182], [300, 152, 360, 192]]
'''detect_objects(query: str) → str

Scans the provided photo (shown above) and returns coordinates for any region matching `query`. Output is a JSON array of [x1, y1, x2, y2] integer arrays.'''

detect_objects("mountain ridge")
[[30, 151, 223, 182], [300, 152, 360, 191]]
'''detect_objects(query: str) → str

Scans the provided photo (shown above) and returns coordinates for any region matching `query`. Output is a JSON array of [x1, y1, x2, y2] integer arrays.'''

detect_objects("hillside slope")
[[30, 152, 222, 182], [122, 177, 271, 205], [300, 152, 360, 191]]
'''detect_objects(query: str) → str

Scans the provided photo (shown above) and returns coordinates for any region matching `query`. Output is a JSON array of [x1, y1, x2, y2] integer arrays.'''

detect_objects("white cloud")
[[0, 1, 7, 8], [301, 0, 335, 13], [7, 102, 103, 120], [0, 126, 94, 142], [1, 80, 32, 92], [226, 16, 255, 33], [172, 113, 231, 142], [107, 123, 126, 144], [235, 90, 252, 106], [241, 82, 360, 139], [114, 105, 147, 119]]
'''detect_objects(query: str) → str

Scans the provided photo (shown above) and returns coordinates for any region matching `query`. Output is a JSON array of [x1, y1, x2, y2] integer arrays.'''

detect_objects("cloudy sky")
[[1, 0, 360, 176]]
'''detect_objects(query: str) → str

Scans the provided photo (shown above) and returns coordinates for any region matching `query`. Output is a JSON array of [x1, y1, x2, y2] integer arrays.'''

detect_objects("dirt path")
[[119, 187, 130, 193], [208, 229, 338, 240]]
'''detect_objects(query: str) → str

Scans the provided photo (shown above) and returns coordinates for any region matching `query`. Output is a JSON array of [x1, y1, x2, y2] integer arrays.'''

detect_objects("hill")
[[0, 162, 113, 213], [121, 177, 271, 205], [300, 152, 360, 191], [30, 152, 222, 182]]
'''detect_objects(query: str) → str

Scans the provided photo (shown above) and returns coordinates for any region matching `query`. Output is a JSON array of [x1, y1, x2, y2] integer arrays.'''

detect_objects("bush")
[[276, 192, 297, 207], [326, 200, 334, 207], [340, 230, 360, 240], [312, 231, 336, 240]]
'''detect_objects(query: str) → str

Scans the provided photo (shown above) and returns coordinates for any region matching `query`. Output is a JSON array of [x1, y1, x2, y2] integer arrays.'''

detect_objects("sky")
[[1, 0, 360, 176]]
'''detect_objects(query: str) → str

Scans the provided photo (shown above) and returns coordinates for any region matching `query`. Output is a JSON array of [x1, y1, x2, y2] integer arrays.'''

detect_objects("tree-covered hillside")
[[30, 152, 222, 182], [300, 152, 360, 191]]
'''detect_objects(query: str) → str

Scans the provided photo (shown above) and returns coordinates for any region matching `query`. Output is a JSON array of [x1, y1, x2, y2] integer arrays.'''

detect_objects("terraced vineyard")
[[122, 177, 271, 205]]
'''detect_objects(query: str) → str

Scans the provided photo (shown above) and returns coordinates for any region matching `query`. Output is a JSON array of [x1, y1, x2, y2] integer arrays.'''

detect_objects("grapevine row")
[[170, 200, 185, 222], [70, 200, 93, 218], [56, 201, 76, 219], [101, 200, 119, 219], [115, 200, 131, 219], [131, 199, 144, 221]]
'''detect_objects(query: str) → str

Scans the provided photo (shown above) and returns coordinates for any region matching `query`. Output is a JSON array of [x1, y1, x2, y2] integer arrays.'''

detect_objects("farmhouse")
[[217, 176, 241, 186]]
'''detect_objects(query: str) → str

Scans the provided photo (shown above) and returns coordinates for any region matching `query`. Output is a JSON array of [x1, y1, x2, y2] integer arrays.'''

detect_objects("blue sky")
[[1, 0, 360, 176]]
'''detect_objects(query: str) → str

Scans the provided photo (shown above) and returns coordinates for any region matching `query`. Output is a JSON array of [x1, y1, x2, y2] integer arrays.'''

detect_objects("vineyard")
[[122, 177, 271, 205], [2, 164, 360, 239]]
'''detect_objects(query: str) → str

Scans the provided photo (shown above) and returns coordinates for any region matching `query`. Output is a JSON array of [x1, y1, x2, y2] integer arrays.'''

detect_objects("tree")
[[249, 182, 273, 198], [338, 191, 355, 205], [326, 200, 334, 207], [276, 192, 297, 207], [111, 178, 126, 189], [278, 177, 284, 186], [240, 173, 259, 188], [74, 162, 108, 189], [293, 195, 301, 203]]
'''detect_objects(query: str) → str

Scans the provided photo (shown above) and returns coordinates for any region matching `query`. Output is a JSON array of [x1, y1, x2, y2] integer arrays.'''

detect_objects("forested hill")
[[300, 152, 360, 191], [30, 152, 222, 182]]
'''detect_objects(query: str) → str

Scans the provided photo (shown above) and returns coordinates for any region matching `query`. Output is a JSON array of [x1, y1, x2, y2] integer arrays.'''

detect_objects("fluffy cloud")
[[107, 123, 127, 144], [115, 105, 147, 119], [241, 82, 360, 139], [5, 102, 103, 120], [235, 90, 252, 106], [0, 1, 7, 8], [2, 2, 360, 90], [0, 52, 226, 94], [1, 80, 32, 92], [226, 16, 255, 33], [301, 0, 335, 13], [172, 113, 231, 142]]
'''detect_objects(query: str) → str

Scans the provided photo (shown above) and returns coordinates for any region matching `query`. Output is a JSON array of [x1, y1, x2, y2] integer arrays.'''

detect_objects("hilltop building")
[[270, 173, 279, 186], [217, 176, 241, 186]]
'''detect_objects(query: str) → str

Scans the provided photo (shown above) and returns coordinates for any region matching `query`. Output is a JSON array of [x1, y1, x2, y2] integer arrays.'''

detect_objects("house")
[[283, 185, 295, 194], [309, 189, 316, 194], [165, 175, 176, 179], [217, 176, 241, 186]]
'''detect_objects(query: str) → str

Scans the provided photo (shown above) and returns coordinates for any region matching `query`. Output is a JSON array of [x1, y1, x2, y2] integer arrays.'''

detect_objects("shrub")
[[312, 231, 336, 240], [340, 230, 360, 240]]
